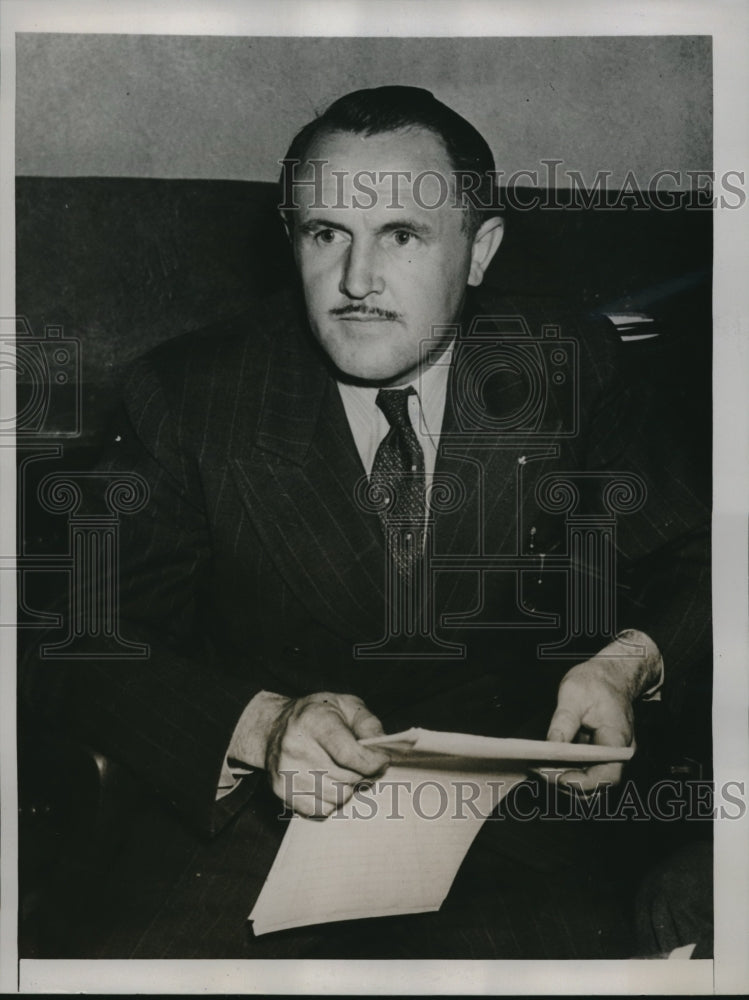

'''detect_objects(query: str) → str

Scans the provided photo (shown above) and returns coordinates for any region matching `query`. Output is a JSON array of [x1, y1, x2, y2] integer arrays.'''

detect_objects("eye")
[[314, 228, 345, 245], [392, 230, 415, 246]]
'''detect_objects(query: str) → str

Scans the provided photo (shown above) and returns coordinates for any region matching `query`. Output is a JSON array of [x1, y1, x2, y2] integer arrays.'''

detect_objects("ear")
[[467, 216, 504, 287]]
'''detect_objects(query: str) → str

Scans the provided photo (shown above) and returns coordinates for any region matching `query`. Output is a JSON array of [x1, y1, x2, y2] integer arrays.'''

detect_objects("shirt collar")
[[336, 340, 453, 440]]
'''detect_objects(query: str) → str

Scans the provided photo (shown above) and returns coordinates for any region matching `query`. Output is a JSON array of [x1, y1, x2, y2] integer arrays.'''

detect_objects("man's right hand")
[[231, 690, 390, 817]]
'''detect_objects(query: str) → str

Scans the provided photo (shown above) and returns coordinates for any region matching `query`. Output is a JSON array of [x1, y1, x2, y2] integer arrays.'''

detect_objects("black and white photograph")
[[1, 1, 747, 994]]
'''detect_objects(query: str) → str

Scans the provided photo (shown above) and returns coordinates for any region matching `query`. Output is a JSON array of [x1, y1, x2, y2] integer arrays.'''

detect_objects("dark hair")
[[279, 86, 499, 233]]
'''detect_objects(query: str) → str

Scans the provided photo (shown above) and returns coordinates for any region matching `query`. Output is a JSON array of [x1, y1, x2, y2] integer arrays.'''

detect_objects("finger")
[[557, 760, 623, 792], [322, 762, 368, 786], [315, 761, 366, 807], [294, 795, 339, 820], [300, 698, 390, 776], [276, 752, 364, 792], [283, 703, 354, 767], [546, 705, 582, 744], [533, 766, 567, 784], [339, 697, 389, 770], [348, 704, 390, 776], [271, 768, 357, 815], [349, 702, 386, 740], [316, 775, 357, 807], [319, 718, 390, 777]]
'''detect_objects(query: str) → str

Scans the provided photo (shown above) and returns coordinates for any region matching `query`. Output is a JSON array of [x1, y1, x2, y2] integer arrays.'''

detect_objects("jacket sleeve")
[[21, 354, 264, 837], [582, 318, 711, 714]]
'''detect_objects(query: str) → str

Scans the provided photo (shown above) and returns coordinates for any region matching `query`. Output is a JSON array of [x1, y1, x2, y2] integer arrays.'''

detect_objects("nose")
[[339, 238, 384, 299]]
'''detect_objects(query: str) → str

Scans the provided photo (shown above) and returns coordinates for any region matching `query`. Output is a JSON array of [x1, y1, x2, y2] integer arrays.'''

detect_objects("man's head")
[[279, 86, 504, 386]]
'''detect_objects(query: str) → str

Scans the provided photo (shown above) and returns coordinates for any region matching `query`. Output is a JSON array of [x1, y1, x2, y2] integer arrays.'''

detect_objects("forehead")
[[292, 127, 463, 225], [306, 126, 453, 175]]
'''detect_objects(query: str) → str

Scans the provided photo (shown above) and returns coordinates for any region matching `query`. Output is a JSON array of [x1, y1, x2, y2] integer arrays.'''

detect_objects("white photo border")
[[1, 1, 747, 995]]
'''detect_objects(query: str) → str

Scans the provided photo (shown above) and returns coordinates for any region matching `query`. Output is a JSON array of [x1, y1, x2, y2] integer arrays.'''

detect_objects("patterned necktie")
[[370, 387, 427, 578]]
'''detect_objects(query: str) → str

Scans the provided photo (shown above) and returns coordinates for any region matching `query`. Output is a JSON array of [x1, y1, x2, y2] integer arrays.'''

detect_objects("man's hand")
[[266, 692, 390, 816], [544, 631, 663, 793], [545, 658, 635, 792], [231, 690, 390, 817]]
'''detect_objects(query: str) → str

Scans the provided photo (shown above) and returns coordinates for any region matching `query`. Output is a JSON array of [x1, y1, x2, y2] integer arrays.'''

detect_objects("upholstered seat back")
[[16, 177, 710, 451]]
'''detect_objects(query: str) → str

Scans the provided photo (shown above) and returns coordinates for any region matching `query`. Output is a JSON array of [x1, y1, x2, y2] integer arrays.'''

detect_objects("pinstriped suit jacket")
[[25, 287, 710, 837]]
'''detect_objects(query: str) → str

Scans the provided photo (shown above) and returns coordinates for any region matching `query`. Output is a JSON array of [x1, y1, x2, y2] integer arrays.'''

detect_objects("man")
[[24, 87, 710, 958]]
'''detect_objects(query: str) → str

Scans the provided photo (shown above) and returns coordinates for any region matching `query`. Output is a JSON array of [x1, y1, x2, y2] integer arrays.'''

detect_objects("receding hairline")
[[281, 124, 487, 235], [296, 123, 457, 167]]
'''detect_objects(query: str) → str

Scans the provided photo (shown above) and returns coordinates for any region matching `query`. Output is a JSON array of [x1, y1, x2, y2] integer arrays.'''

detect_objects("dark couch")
[[16, 177, 711, 451]]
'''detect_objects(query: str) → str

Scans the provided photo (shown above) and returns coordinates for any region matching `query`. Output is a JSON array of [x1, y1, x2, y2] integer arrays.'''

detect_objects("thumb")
[[592, 723, 631, 749], [350, 703, 386, 740], [337, 694, 385, 740], [346, 701, 389, 776], [546, 705, 582, 744]]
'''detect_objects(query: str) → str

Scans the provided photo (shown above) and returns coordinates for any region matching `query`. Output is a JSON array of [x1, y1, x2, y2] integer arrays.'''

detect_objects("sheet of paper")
[[248, 764, 525, 936], [360, 727, 635, 765]]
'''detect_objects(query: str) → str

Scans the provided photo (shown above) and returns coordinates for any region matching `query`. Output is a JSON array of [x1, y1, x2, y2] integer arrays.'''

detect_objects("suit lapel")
[[430, 319, 560, 627], [231, 327, 387, 641], [431, 357, 522, 623]]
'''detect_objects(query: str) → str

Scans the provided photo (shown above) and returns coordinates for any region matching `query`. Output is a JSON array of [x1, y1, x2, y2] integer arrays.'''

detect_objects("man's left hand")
[[544, 630, 663, 793]]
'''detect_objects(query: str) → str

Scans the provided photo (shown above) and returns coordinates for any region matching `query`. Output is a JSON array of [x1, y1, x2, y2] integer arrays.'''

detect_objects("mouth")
[[336, 314, 394, 323], [330, 307, 401, 323]]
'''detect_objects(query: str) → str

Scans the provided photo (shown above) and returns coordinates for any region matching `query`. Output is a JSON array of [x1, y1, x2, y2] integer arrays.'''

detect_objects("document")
[[359, 726, 635, 765], [248, 731, 632, 936]]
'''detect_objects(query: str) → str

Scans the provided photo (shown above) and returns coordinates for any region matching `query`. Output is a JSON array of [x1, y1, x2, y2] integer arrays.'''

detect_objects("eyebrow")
[[378, 218, 434, 237], [297, 217, 348, 235], [298, 216, 435, 237]]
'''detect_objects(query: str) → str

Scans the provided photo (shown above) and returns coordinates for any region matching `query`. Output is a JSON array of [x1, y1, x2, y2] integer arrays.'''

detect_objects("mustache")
[[329, 304, 401, 322]]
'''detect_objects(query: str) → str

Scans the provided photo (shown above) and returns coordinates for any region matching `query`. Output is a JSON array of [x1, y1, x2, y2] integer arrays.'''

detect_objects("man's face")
[[287, 127, 500, 386]]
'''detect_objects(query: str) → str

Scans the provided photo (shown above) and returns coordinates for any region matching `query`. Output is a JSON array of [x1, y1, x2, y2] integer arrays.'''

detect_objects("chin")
[[335, 358, 413, 386], [317, 333, 415, 385]]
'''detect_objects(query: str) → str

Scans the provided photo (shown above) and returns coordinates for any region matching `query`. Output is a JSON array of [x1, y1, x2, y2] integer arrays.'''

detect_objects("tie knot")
[[376, 387, 416, 431]]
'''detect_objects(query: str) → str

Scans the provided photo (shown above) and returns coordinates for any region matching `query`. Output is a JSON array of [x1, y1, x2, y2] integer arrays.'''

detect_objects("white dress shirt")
[[336, 347, 452, 480]]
